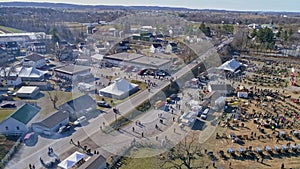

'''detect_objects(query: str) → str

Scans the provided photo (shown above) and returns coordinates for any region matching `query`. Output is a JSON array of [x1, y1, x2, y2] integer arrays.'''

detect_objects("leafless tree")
[[161, 133, 204, 169], [48, 91, 58, 109]]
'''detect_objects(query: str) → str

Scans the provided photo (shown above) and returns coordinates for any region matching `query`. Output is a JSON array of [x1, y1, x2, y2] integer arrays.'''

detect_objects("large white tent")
[[99, 78, 139, 99], [217, 59, 241, 72], [0, 66, 48, 81], [58, 151, 85, 169]]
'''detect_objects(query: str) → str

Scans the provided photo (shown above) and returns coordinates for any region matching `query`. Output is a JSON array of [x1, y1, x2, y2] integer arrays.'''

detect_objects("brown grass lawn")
[[0, 135, 19, 161], [0, 109, 15, 122]]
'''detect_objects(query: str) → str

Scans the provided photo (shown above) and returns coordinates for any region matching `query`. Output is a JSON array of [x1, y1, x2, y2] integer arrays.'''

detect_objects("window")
[[16, 126, 19, 130], [5, 126, 8, 130]]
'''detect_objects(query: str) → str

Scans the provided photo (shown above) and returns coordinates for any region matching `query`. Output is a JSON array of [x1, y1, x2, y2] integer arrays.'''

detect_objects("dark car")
[[1, 103, 16, 108], [138, 69, 148, 76], [156, 70, 170, 77], [97, 101, 111, 108], [169, 94, 178, 100]]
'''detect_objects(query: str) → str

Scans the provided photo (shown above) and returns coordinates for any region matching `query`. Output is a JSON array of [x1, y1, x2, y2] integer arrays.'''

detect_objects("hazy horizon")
[[0, 0, 299, 12]]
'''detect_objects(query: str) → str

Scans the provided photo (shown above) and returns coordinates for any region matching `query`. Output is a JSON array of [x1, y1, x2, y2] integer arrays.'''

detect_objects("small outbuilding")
[[16, 86, 40, 98]]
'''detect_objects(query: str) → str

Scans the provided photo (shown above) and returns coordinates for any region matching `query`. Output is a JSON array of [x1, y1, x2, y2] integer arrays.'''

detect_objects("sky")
[[0, 0, 299, 12]]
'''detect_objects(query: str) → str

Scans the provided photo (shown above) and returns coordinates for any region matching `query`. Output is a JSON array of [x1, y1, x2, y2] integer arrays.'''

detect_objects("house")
[[59, 94, 97, 120], [27, 42, 47, 54], [31, 111, 69, 135], [23, 53, 46, 68], [16, 86, 40, 98], [0, 47, 13, 64], [54, 65, 91, 81], [6, 76, 22, 87], [150, 44, 163, 53], [166, 43, 178, 53], [0, 103, 40, 135], [99, 78, 139, 100], [207, 83, 234, 96], [5, 41, 20, 57]]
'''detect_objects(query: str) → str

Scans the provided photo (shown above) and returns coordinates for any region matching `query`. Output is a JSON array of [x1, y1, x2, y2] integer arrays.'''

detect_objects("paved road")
[[6, 40, 229, 169]]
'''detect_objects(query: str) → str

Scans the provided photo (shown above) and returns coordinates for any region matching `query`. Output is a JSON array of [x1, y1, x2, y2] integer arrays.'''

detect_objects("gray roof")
[[210, 84, 234, 92], [37, 111, 69, 129], [64, 94, 96, 112], [10, 104, 40, 124], [55, 65, 90, 75], [85, 155, 106, 169], [25, 53, 44, 62]]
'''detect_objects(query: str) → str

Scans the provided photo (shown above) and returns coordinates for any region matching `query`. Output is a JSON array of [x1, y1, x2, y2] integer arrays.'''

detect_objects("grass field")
[[0, 26, 25, 33], [0, 109, 15, 122]]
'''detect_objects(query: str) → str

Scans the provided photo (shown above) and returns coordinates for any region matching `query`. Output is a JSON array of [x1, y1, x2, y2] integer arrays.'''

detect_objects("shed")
[[16, 86, 40, 98]]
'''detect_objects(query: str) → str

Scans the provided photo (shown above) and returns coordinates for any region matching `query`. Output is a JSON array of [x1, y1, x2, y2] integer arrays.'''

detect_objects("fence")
[[0, 133, 24, 168]]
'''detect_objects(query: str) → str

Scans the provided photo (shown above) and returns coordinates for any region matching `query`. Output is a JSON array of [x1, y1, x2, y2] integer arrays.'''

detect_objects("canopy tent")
[[217, 59, 241, 72], [58, 151, 85, 169], [99, 78, 139, 99]]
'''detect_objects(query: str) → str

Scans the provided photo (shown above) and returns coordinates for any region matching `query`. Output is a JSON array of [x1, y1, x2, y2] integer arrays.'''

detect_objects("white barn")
[[0, 104, 40, 135]]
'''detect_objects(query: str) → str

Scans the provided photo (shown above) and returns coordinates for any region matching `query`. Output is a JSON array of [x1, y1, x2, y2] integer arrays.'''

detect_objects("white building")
[[6, 76, 22, 87], [0, 104, 40, 135], [16, 86, 40, 98], [150, 44, 163, 53]]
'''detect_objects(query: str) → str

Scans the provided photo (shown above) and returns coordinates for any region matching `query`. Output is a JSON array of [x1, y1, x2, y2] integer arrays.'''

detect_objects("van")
[[74, 116, 87, 126]]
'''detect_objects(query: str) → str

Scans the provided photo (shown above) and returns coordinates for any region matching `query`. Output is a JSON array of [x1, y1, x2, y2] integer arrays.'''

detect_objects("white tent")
[[99, 78, 139, 99], [0, 66, 48, 80], [217, 59, 241, 72], [58, 151, 85, 169]]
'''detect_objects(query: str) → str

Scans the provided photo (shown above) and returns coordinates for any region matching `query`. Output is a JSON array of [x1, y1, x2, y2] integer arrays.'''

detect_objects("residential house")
[[16, 86, 40, 98], [6, 76, 22, 87], [23, 53, 46, 68], [27, 42, 47, 54], [166, 43, 178, 53], [0, 103, 40, 135], [59, 94, 97, 120], [5, 41, 19, 58], [0, 47, 13, 64], [150, 44, 163, 53], [31, 111, 69, 135]]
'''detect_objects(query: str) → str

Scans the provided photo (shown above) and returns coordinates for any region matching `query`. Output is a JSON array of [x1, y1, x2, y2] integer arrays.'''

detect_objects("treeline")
[[179, 12, 300, 25], [0, 7, 130, 42]]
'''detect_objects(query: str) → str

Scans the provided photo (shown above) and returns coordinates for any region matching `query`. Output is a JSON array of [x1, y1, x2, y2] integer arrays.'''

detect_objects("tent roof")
[[217, 59, 241, 72], [100, 78, 138, 96], [58, 151, 85, 169]]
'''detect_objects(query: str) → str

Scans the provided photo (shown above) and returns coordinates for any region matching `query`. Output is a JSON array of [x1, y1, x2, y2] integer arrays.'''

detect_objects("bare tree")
[[48, 91, 58, 109], [161, 133, 203, 169]]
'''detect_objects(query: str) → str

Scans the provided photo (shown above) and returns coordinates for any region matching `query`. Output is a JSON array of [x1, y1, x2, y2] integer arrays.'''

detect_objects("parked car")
[[1, 103, 16, 108], [97, 101, 111, 108], [58, 125, 72, 133], [73, 116, 87, 126]]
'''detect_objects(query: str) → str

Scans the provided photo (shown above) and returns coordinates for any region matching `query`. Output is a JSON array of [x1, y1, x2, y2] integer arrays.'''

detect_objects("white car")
[[73, 116, 87, 126]]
